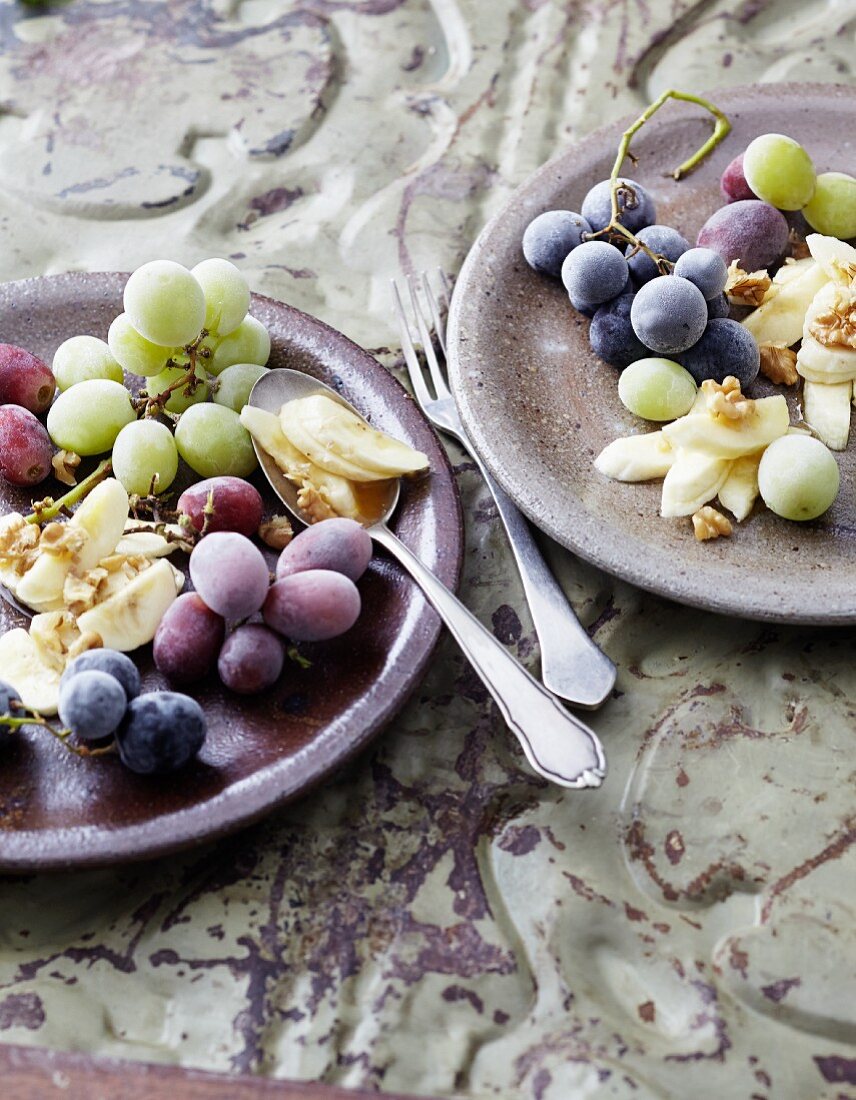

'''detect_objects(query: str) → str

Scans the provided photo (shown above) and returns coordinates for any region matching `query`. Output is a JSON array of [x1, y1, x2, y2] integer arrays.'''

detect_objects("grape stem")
[[137, 331, 209, 418], [588, 89, 732, 268], [26, 459, 113, 525], [3, 704, 116, 758]]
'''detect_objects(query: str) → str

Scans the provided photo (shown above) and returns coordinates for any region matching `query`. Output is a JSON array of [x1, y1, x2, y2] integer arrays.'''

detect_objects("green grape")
[[743, 133, 816, 211], [146, 362, 210, 414], [108, 313, 174, 378], [112, 419, 178, 496], [47, 379, 135, 456], [758, 435, 839, 521], [191, 258, 251, 338], [53, 335, 123, 391], [617, 358, 697, 421], [174, 404, 257, 478], [123, 260, 206, 347], [803, 172, 856, 239], [213, 362, 268, 413], [208, 315, 271, 376]]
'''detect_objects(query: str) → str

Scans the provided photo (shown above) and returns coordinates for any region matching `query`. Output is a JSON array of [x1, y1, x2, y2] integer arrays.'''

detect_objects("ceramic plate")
[[0, 273, 463, 871], [448, 83, 856, 624]]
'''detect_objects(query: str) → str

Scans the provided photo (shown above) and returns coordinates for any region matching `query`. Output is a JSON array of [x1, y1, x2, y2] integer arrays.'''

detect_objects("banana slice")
[[241, 406, 362, 520], [279, 395, 429, 481], [802, 379, 852, 451], [594, 431, 674, 481], [797, 335, 856, 383], [114, 532, 177, 558], [718, 451, 762, 522], [807, 234, 856, 286], [742, 261, 828, 349], [662, 396, 789, 459], [661, 451, 732, 518], [76, 559, 179, 651], [0, 628, 62, 715]]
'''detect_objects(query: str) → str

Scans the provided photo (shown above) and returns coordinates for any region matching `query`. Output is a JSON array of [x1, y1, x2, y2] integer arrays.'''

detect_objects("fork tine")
[[421, 271, 447, 357], [391, 278, 434, 408], [407, 273, 452, 401]]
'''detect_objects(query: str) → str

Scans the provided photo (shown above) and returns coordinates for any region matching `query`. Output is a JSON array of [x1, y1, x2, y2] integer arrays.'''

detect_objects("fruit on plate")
[[213, 362, 269, 413], [803, 172, 856, 240], [580, 177, 656, 235], [618, 358, 697, 421], [111, 419, 179, 496], [696, 200, 789, 272], [108, 313, 175, 378], [660, 451, 732, 518], [189, 532, 271, 620], [758, 435, 839, 520], [802, 380, 852, 451], [191, 258, 251, 338], [61, 649, 141, 702], [630, 276, 708, 356], [796, 282, 856, 384], [217, 624, 285, 695], [717, 451, 762, 523], [208, 316, 271, 375], [279, 395, 430, 482], [175, 402, 257, 479], [177, 477, 264, 537], [153, 592, 226, 685], [124, 260, 206, 348], [661, 395, 789, 459], [0, 406, 53, 487], [0, 344, 56, 413], [522, 211, 591, 278], [672, 247, 729, 301], [53, 335, 124, 391], [742, 134, 816, 211], [679, 318, 760, 388], [741, 259, 829, 349], [589, 294, 648, 369], [146, 361, 210, 414], [47, 378, 135, 456], [117, 692, 207, 774], [276, 517, 373, 582], [593, 431, 674, 481], [0, 629, 63, 713], [263, 569, 361, 642], [561, 241, 629, 308], [625, 225, 689, 287], [76, 559, 182, 651], [59, 669, 128, 742], [720, 153, 756, 203]]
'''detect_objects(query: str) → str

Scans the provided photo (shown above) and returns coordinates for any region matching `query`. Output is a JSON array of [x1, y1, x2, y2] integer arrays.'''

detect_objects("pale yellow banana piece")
[[114, 531, 178, 558], [802, 379, 852, 451], [662, 396, 789, 459], [0, 628, 62, 715], [77, 559, 179, 651], [797, 335, 856, 383], [770, 256, 817, 289], [742, 261, 829, 349], [806, 233, 856, 286], [718, 452, 762, 522], [661, 451, 732, 518], [594, 431, 674, 481]]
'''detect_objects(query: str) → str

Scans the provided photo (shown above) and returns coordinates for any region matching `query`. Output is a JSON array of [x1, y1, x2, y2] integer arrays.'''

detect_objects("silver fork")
[[393, 271, 616, 710]]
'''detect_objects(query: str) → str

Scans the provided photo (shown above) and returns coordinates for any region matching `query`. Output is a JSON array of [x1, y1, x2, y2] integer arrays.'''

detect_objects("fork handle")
[[474, 459, 616, 708], [371, 524, 606, 789]]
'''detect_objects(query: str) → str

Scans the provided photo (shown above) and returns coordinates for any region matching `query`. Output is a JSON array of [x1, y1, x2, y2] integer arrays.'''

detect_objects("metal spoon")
[[248, 369, 607, 790]]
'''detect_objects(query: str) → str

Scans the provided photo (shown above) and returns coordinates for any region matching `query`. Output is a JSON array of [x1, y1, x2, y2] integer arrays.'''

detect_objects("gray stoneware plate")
[[448, 83, 856, 625], [0, 273, 463, 872]]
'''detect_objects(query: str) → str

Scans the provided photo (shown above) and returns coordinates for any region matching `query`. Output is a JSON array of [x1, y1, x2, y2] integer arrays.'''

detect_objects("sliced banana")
[[718, 452, 762, 522], [76, 559, 180, 652], [797, 335, 856, 383], [802, 379, 852, 451], [742, 260, 828, 349], [280, 395, 429, 480], [662, 396, 789, 459], [114, 532, 177, 558], [594, 431, 674, 481], [661, 451, 732, 518], [0, 628, 62, 715], [806, 233, 856, 286]]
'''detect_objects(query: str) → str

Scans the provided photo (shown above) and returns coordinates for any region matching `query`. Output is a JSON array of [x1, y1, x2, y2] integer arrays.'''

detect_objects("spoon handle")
[[371, 525, 607, 789]]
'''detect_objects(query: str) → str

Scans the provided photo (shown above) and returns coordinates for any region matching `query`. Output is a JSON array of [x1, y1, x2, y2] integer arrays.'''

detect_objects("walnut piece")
[[692, 506, 733, 542], [258, 516, 294, 550], [788, 229, 811, 261], [0, 513, 40, 572], [701, 376, 752, 421], [759, 344, 799, 386], [52, 450, 81, 487], [725, 260, 772, 307], [808, 287, 856, 349], [297, 483, 338, 523], [38, 522, 89, 560]]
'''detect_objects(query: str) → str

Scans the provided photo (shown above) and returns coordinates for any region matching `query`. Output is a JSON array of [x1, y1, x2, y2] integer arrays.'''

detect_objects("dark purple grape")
[[697, 200, 789, 272], [720, 154, 756, 203], [218, 625, 285, 695], [58, 670, 127, 742], [678, 319, 760, 387], [561, 241, 628, 307], [626, 225, 689, 286], [263, 569, 361, 642], [522, 211, 591, 278], [117, 693, 206, 774], [589, 294, 647, 368], [568, 293, 598, 318], [630, 276, 708, 356], [276, 518, 372, 582], [581, 178, 656, 235], [673, 247, 728, 300], [0, 345, 56, 414], [177, 477, 264, 538], [0, 405, 53, 487], [0, 679, 17, 728], [153, 593, 226, 684], [61, 649, 141, 702], [189, 532, 271, 620], [707, 293, 730, 320]]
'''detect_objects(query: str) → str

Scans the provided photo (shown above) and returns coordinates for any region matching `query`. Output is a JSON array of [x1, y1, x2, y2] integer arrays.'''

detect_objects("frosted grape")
[[108, 313, 174, 378], [123, 260, 206, 348], [678, 319, 760, 388], [191, 258, 251, 337], [561, 241, 628, 306], [263, 569, 361, 642], [0, 345, 56, 413], [175, 404, 257, 479], [696, 200, 789, 272], [208, 316, 271, 376], [803, 172, 856, 240], [581, 178, 656, 235], [618, 358, 697, 421], [589, 294, 647, 368], [111, 419, 179, 496], [213, 362, 268, 413], [47, 379, 135, 456], [743, 133, 816, 212], [673, 247, 729, 301], [758, 435, 839, 521], [218, 625, 285, 695], [0, 406, 53, 486], [625, 225, 689, 286], [54, 336, 123, 391], [522, 211, 591, 278], [276, 518, 373, 582], [146, 362, 210, 414], [189, 532, 271, 620], [629, 276, 708, 356]]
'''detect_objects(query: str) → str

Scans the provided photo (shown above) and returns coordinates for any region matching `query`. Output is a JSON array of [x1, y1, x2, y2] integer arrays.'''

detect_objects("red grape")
[[0, 344, 56, 414], [697, 200, 789, 272], [218, 624, 285, 694], [276, 518, 372, 582], [263, 569, 361, 642], [720, 153, 756, 203], [0, 405, 53, 486], [153, 592, 226, 684], [177, 476, 264, 537], [189, 532, 271, 620]]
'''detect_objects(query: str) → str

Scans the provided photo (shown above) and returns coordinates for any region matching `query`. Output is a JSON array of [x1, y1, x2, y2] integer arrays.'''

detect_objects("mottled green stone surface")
[[0, 1, 854, 1097]]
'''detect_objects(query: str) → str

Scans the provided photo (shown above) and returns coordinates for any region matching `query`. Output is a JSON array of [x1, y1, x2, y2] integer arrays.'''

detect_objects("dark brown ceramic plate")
[[0, 273, 463, 872], [448, 83, 856, 624]]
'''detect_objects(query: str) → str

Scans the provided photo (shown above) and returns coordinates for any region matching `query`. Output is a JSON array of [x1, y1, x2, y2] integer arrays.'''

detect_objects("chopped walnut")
[[52, 450, 81, 487], [258, 516, 294, 550], [788, 229, 811, 261], [701, 376, 752, 421], [0, 513, 40, 573], [692, 506, 733, 541], [759, 344, 798, 385], [725, 260, 772, 307], [808, 287, 856, 349], [63, 565, 109, 616], [30, 610, 83, 672], [297, 482, 338, 523], [38, 522, 89, 560]]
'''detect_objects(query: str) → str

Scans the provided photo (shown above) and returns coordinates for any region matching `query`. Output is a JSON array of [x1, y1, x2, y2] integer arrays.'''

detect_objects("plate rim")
[[0, 272, 464, 872], [448, 81, 856, 626]]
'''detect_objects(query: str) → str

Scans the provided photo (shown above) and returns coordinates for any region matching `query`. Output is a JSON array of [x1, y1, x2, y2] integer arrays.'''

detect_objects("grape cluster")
[[153, 514, 372, 696], [55, 649, 206, 774]]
